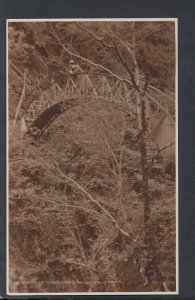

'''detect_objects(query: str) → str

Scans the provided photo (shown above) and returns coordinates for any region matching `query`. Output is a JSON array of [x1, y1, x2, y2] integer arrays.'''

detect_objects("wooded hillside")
[[8, 21, 176, 293]]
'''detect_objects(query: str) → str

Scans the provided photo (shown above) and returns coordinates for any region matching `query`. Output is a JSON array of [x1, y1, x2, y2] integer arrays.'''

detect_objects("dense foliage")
[[8, 21, 176, 293]]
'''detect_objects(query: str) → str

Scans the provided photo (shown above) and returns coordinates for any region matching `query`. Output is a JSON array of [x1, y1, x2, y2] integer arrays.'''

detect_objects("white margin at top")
[[7, 18, 178, 22]]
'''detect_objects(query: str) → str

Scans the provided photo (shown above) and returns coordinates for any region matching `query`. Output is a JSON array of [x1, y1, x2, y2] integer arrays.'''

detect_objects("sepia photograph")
[[7, 19, 177, 294]]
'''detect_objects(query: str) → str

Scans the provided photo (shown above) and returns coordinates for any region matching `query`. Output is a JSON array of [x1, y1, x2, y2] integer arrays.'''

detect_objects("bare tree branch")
[[147, 84, 174, 102], [75, 22, 115, 49], [54, 162, 116, 222], [38, 154, 134, 239], [143, 73, 150, 92], [44, 197, 111, 221], [75, 23, 141, 93], [51, 26, 174, 108], [51, 29, 135, 89], [115, 44, 140, 92], [109, 29, 137, 66], [70, 227, 93, 277], [147, 141, 175, 170], [11, 71, 26, 133], [137, 27, 162, 45], [146, 93, 174, 122]]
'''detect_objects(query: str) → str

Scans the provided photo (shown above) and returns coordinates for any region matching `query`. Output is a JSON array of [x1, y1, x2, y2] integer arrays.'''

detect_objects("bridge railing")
[[23, 74, 174, 130]]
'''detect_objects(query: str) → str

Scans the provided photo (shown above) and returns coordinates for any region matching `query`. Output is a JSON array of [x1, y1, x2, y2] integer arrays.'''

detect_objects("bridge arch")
[[27, 98, 80, 140], [20, 75, 174, 140]]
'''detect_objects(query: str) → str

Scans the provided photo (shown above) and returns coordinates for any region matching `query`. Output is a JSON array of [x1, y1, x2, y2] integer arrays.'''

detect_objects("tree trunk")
[[11, 72, 26, 133], [132, 22, 151, 243], [132, 22, 142, 130], [132, 23, 151, 284], [139, 99, 151, 245]]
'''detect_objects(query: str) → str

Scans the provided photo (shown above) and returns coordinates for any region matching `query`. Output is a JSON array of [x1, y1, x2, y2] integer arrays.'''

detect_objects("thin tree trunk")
[[139, 99, 151, 244], [11, 72, 26, 133], [132, 23, 151, 284], [132, 22, 142, 130], [132, 22, 151, 245]]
